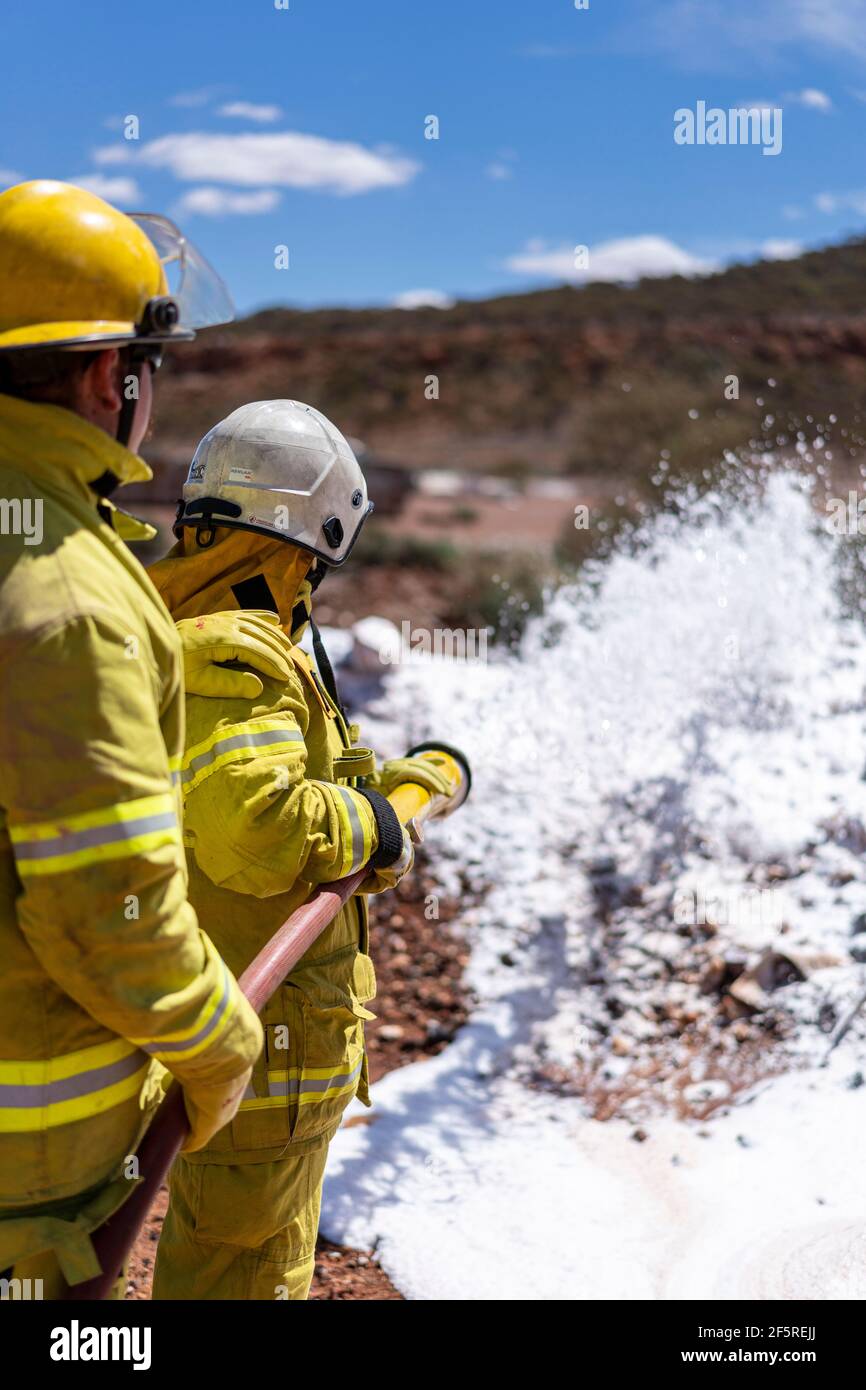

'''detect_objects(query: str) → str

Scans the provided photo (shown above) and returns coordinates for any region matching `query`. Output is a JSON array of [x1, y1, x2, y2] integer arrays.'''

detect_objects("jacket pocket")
[[285, 948, 376, 1145], [223, 948, 376, 1154]]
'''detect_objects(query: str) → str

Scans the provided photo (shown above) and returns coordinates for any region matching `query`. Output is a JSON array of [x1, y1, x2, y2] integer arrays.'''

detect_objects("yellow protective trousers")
[[152, 1143, 329, 1301]]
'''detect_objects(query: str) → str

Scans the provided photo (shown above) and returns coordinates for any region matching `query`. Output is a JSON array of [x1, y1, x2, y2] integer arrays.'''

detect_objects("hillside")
[[135, 237, 866, 641], [147, 235, 866, 486]]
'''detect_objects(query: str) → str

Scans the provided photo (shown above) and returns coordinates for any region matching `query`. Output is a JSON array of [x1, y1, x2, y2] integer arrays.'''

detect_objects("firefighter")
[[0, 181, 281, 1296], [149, 400, 454, 1298]]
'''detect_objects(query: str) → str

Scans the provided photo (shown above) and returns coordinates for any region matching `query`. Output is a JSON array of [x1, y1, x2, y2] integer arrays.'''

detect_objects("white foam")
[[323, 471, 866, 1299]]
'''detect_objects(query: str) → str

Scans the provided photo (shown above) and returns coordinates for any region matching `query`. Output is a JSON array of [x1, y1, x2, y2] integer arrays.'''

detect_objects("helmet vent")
[[322, 516, 344, 549]]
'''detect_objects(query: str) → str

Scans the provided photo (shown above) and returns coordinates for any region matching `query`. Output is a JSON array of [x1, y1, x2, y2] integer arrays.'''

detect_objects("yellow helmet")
[[0, 180, 234, 353]]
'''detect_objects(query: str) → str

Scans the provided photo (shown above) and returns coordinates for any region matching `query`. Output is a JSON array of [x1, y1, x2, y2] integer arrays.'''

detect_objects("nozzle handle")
[[405, 741, 472, 813]]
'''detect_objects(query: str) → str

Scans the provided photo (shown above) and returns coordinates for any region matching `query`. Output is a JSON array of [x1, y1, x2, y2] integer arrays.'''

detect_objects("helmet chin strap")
[[90, 361, 140, 501], [115, 363, 140, 450]]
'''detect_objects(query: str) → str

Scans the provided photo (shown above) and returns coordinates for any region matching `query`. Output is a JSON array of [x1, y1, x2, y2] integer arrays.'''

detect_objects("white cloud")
[[787, 87, 833, 111], [69, 174, 142, 204], [760, 238, 803, 260], [815, 189, 866, 215], [740, 90, 831, 114], [174, 186, 281, 217], [168, 87, 223, 109], [505, 235, 716, 284], [95, 131, 420, 196], [218, 102, 282, 124], [0, 169, 22, 187], [392, 289, 455, 310], [639, 0, 866, 63], [486, 149, 517, 181], [782, 204, 805, 220]]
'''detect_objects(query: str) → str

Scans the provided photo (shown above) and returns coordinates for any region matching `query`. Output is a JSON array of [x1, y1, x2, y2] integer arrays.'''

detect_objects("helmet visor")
[[130, 213, 235, 329]]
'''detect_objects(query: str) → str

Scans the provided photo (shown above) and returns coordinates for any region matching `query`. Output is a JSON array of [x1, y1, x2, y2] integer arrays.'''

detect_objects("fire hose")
[[63, 744, 470, 1300]]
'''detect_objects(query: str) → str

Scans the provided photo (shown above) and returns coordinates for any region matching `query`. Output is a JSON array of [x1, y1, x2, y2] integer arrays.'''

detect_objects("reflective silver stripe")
[[143, 964, 231, 1056], [335, 787, 366, 873], [0, 1050, 147, 1108], [181, 727, 302, 787], [267, 1057, 363, 1098], [13, 811, 177, 862]]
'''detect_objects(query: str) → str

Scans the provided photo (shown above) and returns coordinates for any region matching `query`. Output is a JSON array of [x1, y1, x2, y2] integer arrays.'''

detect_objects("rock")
[[611, 1034, 632, 1056], [818, 1003, 837, 1034], [849, 934, 866, 963], [351, 616, 402, 670], [683, 1079, 730, 1105], [699, 956, 728, 994], [378, 1024, 404, 1042], [700, 954, 747, 995], [727, 973, 768, 1011], [727, 946, 842, 1011], [830, 870, 856, 887], [587, 856, 617, 876]]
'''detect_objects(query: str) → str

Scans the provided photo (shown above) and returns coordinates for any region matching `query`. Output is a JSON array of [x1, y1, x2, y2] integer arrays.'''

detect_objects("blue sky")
[[3, 0, 866, 314]]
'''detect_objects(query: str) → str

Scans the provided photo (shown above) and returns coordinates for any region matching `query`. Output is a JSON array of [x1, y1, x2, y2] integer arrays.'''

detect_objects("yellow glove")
[[180, 1068, 254, 1153], [177, 610, 294, 699], [364, 754, 454, 800]]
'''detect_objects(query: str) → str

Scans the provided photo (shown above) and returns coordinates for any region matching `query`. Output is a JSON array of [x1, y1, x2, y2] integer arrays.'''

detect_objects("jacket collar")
[[148, 527, 313, 635], [0, 392, 152, 502]]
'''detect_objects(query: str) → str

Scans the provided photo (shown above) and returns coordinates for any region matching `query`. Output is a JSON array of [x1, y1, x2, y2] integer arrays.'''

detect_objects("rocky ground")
[[126, 850, 471, 1301]]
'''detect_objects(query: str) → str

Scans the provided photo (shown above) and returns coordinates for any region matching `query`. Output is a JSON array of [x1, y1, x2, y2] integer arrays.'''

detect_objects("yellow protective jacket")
[[149, 530, 394, 1162], [0, 395, 262, 1276]]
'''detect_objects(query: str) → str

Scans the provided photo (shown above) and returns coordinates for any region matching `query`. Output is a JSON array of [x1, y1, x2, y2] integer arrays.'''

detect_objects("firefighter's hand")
[[364, 755, 454, 800], [180, 1069, 253, 1152], [177, 611, 294, 699], [359, 826, 414, 896]]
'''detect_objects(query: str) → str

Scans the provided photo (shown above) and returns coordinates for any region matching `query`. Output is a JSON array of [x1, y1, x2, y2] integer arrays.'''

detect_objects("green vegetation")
[[353, 523, 460, 572]]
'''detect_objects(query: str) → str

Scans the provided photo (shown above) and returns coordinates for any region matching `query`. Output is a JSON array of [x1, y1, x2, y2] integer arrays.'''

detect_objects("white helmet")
[[175, 399, 372, 564]]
